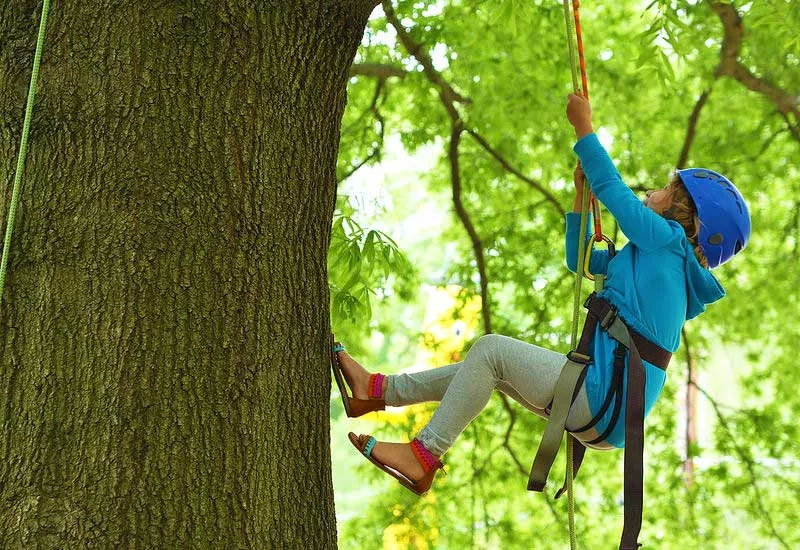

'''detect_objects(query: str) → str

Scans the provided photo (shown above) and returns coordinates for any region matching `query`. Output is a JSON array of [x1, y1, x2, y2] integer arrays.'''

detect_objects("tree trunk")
[[0, 1, 374, 547]]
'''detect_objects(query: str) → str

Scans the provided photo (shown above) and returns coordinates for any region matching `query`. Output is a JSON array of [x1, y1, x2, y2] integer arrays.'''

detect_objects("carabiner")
[[583, 234, 616, 281]]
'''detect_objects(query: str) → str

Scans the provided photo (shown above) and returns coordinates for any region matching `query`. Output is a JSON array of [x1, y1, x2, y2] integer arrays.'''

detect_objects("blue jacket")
[[566, 133, 725, 447]]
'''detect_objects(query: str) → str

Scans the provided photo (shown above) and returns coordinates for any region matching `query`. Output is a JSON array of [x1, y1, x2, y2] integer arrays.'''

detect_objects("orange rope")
[[571, 0, 603, 242]]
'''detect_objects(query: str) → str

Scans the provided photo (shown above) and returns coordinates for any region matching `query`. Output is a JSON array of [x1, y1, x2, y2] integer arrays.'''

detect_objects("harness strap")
[[574, 344, 627, 437], [555, 436, 587, 499], [526, 354, 588, 492], [527, 293, 672, 550], [620, 327, 647, 549], [584, 293, 671, 370], [526, 298, 606, 492]]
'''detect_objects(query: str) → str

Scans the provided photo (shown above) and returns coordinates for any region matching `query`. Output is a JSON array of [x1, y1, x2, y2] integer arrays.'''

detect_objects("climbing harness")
[[528, 293, 671, 549], [525, 2, 670, 549], [0, 0, 51, 309]]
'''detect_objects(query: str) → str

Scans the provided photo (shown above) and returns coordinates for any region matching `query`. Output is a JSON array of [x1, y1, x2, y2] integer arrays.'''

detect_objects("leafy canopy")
[[330, 1, 799, 548]]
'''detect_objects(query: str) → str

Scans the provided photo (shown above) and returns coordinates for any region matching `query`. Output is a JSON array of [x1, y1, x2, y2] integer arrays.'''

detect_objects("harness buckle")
[[584, 293, 619, 330], [600, 307, 618, 330], [566, 350, 592, 364]]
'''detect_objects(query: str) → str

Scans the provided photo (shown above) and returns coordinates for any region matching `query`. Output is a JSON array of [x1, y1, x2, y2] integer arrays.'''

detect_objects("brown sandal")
[[330, 334, 386, 418], [348, 432, 445, 496]]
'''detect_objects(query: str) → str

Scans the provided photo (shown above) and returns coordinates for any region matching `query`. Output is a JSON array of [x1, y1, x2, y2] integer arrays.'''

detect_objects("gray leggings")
[[385, 334, 613, 456]]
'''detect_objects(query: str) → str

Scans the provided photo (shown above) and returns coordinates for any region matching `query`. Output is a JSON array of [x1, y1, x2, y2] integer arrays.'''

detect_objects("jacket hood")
[[682, 235, 725, 320]]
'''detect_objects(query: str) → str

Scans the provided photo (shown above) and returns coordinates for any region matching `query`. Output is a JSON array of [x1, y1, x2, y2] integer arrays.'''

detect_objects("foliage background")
[[329, 1, 799, 548]]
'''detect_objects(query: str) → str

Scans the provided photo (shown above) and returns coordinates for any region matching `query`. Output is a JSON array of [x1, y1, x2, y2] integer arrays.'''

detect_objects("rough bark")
[[0, 1, 374, 547]]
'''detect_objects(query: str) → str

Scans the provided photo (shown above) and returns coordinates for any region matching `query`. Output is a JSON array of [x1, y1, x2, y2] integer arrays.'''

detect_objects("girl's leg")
[[339, 341, 533, 406], [387, 358, 554, 418], [414, 333, 582, 456], [368, 334, 601, 481], [385, 344, 606, 447], [339, 337, 598, 435], [493, 375, 611, 450], [335, 348, 462, 403], [368, 355, 561, 424], [385, 362, 463, 406]]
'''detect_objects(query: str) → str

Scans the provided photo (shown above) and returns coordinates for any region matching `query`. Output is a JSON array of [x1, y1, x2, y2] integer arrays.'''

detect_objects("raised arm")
[[566, 94, 676, 250], [565, 162, 610, 274]]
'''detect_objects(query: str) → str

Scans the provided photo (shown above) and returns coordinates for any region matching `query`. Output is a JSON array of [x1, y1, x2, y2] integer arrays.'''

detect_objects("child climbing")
[[332, 92, 751, 497]]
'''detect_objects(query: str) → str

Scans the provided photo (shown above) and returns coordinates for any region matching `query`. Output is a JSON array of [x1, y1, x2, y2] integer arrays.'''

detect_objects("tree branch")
[[676, 89, 712, 169], [709, 1, 799, 120], [677, 4, 799, 171], [381, 0, 565, 215], [778, 111, 800, 145], [342, 77, 386, 136], [339, 79, 387, 182], [466, 129, 566, 216], [381, 1, 574, 334], [449, 121, 492, 333], [382, 0, 469, 121], [350, 62, 407, 80], [680, 328, 698, 491]]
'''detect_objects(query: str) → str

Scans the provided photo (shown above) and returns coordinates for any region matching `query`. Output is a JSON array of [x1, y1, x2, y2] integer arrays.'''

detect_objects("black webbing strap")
[[554, 436, 586, 499], [579, 344, 628, 441], [619, 329, 646, 550]]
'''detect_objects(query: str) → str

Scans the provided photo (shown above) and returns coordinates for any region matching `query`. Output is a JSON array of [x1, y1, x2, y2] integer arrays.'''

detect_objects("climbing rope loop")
[[0, 0, 51, 309]]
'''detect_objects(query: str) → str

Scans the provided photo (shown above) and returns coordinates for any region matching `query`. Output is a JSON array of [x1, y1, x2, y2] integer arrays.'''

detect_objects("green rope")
[[563, 0, 580, 92], [0, 0, 51, 309], [570, 190, 590, 381], [564, 0, 590, 545], [567, 184, 591, 550]]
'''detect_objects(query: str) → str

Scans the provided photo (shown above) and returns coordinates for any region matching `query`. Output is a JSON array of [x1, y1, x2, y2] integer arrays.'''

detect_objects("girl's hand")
[[571, 161, 587, 213], [573, 161, 585, 192], [566, 92, 594, 138]]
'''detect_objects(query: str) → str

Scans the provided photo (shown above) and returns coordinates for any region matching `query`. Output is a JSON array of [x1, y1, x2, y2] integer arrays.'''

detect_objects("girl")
[[331, 92, 751, 495]]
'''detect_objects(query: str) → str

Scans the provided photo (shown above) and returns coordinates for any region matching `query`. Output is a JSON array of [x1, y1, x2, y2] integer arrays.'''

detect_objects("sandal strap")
[[332, 342, 346, 353], [362, 436, 377, 458], [411, 438, 441, 473], [368, 373, 385, 399]]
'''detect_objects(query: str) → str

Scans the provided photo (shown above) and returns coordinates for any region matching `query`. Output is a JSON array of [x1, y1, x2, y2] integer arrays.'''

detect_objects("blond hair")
[[663, 174, 709, 268]]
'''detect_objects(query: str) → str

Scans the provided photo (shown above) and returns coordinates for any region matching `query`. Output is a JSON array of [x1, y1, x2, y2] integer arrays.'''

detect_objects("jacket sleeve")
[[573, 133, 676, 250], [565, 212, 610, 275]]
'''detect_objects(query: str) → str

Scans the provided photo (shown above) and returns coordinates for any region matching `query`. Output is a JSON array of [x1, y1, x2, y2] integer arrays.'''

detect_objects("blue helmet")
[[676, 168, 751, 269]]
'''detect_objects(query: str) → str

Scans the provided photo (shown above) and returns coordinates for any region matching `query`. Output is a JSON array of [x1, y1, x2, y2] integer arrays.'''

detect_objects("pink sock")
[[368, 373, 385, 399], [410, 438, 440, 473]]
